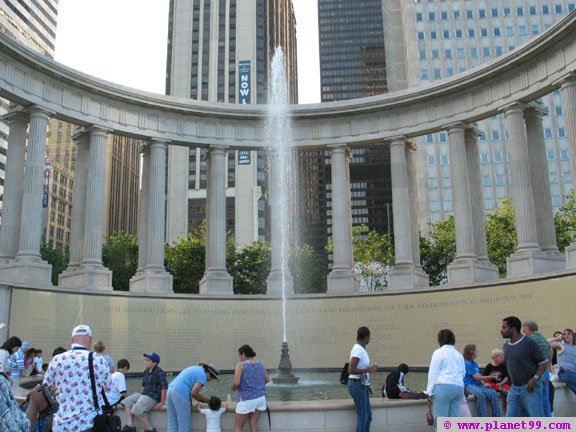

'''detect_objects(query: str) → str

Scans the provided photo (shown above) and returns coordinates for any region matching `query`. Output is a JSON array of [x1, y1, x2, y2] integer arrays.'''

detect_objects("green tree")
[[102, 232, 138, 291], [555, 190, 576, 252], [289, 244, 327, 294], [229, 241, 271, 294], [485, 198, 516, 277], [164, 224, 206, 294], [352, 225, 394, 290], [419, 216, 456, 286], [40, 244, 69, 285]]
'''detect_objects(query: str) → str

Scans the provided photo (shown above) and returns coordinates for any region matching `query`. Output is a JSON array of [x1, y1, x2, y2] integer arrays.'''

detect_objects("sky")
[[54, 0, 320, 103]]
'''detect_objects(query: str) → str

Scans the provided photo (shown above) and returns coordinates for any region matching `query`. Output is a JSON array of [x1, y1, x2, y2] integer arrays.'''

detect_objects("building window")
[[519, 26, 527, 36], [455, 29, 463, 38], [428, 12, 436, 20], [494, 27, 501, 36], [532, 25, 539, 35], [426, 134, 434, 143], [443, 30, 450, 39], [555, 106, 563, 116], [481, 153, 489, 164], [483, 176, 492, 187], [444, 201, 453, 211], [419, 50, 426, 60], [545, 128, 553, 138], [457, 48, 465, 58], [432, 49, 439, 59], [446, 68, 454, 76], [494, 151, 503, 163], [445, 49, 452, 58], [428, 155, 436, 166], [491, 8, 498, 17], [495, 46, 504, 56], [441, 11, 448, 20], [485, 198, 494, 210], [466, 10, 473, 18], [560, 149, 569, 160], [547, 150, 556, 161], [479, 9, 486, 18], [470, 47, 478, 58], [492, 131, 500, 140], [530, 6, 537, 15], [454, 10, 461, 18], [517, 7, 524, 16], [504, 7, 511, 16], [483, 47, 491, 57], [430, 31, 437, 39], [468, 28, 475, 37], [506, 26, 514, 36], [418, 31, 425, 40], [543, 5, 550, 14], [416, 12, 423, 21], [556, 4, 563, 13], [434, 69, 441, 79], [439, 132, 447, 142], [441, 155, 449, 165], [481, 28, 488, 37], [421, 70, 429, 79], [496, 175, 506, 186], [559, 128, 566, 138]]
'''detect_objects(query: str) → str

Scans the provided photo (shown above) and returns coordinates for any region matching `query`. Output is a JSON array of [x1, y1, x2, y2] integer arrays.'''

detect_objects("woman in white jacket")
[[426, 329, 466, 420]]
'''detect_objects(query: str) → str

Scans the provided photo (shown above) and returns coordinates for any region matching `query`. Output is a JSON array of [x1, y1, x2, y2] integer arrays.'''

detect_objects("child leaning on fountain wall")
[[197, 396, 234, 432]]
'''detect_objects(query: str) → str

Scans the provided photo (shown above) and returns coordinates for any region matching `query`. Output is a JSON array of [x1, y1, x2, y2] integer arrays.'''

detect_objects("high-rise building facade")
[[165, 0, 298, 247], [309, 0, 391, 256], [384, 0, 576, 225]]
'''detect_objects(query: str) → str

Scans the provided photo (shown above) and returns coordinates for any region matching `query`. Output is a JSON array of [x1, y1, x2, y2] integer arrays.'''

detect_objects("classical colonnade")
[[1, 13, 576, 294]]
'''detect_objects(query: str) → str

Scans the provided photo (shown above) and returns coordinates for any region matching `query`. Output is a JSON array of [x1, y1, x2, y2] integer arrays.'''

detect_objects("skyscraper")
[[309, 0, 391, 257], [384, 0, 575, 225], [165, 0, 298, 247]]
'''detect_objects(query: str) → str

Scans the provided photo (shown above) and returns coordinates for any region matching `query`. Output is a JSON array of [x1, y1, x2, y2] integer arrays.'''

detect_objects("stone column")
[[445, 123, 499, 283], [559, 77, 576, 267], [524, 105, 564, 269], [130, 140, 173, 292], [200, 146, 233, 294], [135, 146, 150, 274], [60, 126, 112, 290], [266, 146, 294, 296], [64, 130, 89, 269], [504, 103, 555, 277], [327, 145, 357, 293], [0, 110, 28, 263], [0, 106, 52, 286], [388, 137, 429, 289]]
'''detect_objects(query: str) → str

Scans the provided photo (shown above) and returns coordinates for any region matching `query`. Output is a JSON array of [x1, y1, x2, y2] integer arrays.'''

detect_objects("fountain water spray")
[[266, 46, 299, 384]]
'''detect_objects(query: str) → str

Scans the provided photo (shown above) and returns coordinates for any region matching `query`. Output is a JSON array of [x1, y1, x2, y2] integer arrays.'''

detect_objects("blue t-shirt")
[[169, 365, 207, 397], [464, 360, 482, 387]]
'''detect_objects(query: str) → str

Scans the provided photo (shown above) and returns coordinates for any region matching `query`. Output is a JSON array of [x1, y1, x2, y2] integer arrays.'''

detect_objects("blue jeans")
[[558, 368, 576, 396], [506, 382, 544, 417], [541, 369, 551, 417], [166, 387, 192, 432], [465, 385, 500, 417], [348, 380, 372, 432], [433, 384, 464, 418]]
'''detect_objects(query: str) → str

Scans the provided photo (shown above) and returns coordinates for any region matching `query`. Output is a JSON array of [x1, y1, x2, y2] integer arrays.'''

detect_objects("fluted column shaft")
[[406, 145, 421, 264], [560, 77, 576, 183], [447, 123, 476, 259], [524, 106, 558, 252], [390, 139, 414, 264], [465, 127, 489, 260], [0, 111, 28, 262], [82, 126, 109, 265], [145, 140, 168, 270], [504, 104, 540, 251], [205, 146, 228, 271], [329, 145, 353, 271], [136, 148, 150, 272], [67, 131, 89, 268], [16, 107, 50, 261]]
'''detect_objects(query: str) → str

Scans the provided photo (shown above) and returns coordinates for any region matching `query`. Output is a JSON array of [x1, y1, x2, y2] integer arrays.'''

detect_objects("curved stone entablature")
[[1, 12, 576, 148]]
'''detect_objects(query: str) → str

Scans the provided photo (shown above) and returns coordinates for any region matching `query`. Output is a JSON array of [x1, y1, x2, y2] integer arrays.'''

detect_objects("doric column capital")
[[148, 138, 170, 149], [557, 72, 576, 88], [444, 121, 469, 132], [72, 129, 90, 145], [25, 104, 53, 118], [86, 125, 111, 137], [464, 124, 483, 140], [523, 102, 548, 119], [387, 135, 406, 147], [502, 101, 529, 115], [3, 108, 29, 124]]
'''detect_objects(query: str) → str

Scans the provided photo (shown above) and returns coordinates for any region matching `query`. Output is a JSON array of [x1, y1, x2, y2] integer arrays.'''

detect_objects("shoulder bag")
[[339, 362, 350, 385], [426, 398, 434, 426], [89, 352, 122, 432]]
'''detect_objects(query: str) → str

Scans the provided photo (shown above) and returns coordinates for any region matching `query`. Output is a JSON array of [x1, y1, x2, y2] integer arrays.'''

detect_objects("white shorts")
[[235, 395, 267, 414]]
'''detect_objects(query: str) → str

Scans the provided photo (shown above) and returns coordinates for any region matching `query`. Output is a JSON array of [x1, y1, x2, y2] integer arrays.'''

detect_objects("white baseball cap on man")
[[71, 324, 92, 338]]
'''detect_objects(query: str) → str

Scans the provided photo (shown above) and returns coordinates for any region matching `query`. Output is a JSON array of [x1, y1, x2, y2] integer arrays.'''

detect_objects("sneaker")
[[145, 429, 157, 432], [121, 426, 136, 432]]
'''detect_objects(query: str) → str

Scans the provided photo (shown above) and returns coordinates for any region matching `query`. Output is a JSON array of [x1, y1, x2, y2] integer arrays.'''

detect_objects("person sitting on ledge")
[[382, 363, 427, 399], [122, 352, 167, 432]]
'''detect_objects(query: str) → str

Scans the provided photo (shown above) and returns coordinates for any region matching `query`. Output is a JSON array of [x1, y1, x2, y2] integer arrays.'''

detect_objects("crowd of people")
[[0, 324, 268, 432], [1, 317, 573, 432]]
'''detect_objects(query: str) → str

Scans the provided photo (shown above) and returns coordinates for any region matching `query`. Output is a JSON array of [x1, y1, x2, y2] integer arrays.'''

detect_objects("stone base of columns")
[[59, 264, 113, 291], [387, 263, 429, 291], [266, 269, 294, 296], [507, 250, 566, 278], [199, 269, 233, 295], [0, 260, 52, 287], [129, 269, 173, 293], [327, 268, 358, 293], [566, 243, 576, 269], [447, 258, 499, 285]]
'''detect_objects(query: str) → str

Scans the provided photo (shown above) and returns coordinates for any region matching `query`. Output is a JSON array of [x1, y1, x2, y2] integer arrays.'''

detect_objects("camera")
[[40, 384, 58, 418]]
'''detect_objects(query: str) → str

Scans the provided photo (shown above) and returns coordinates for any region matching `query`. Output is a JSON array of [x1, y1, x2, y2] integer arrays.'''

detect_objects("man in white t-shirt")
[[106, 358, 130, 406]]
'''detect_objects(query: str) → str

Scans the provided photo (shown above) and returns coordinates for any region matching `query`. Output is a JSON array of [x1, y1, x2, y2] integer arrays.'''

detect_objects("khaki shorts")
[[122, 393, 157, 417], [235, 395, 267, 414]]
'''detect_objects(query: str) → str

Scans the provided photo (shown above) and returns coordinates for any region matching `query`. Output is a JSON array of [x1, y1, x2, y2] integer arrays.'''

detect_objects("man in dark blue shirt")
[[122, 353, 167, 432], [501, 316, 548, 417]]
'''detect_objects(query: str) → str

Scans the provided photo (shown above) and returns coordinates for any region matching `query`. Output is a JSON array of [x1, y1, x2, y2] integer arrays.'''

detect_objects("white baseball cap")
[[71, 324, 92, 337]]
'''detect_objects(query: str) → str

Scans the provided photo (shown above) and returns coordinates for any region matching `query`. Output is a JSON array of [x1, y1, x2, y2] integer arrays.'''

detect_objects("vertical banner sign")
[[239, 60, 251, 104], [238, 150, 251, 165], [43, 162, 51, 208]]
